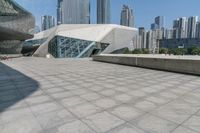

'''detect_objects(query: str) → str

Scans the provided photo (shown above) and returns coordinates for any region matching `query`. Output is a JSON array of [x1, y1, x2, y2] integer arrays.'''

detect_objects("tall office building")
[[155, 16, 164, 29], [165, 29, 173, 39], [138, 27, 146, 48], [42, 15, 55, 31], [97, 0, 111, 24], [151, 16, 164, 30], [187, 16, 198, 38], [57, 0, 90, 24], [120, 5, 134, 27], [196, 22, 200, 38], [57, 0, 63, 25], [172, 17, 187, 39]]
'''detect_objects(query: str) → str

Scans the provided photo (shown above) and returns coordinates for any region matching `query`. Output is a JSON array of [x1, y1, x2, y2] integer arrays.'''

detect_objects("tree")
[[159, 48, 168, 54], [142, 48, 149, 54], [132, 49, 143, 54], [173, 48, 187, 55], [190, 46, 200, 55], [123, 48, 132, 54]]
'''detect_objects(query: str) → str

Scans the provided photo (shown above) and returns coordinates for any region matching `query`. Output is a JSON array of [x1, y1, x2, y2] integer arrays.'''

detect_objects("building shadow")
[[0, 61, 39, 113]]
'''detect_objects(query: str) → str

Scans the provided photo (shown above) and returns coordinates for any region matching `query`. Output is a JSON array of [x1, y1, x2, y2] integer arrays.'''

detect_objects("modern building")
[[146, 29, 163, 53], [159, 38, 200, 49], [57, 0, 90, 24], [120, 5, 134, 27], [151, 23, 158, 30], [195, 21, 200, 38], [57, 0, 62, 25], [151, 16, 164, 30], [187, 16, 198, 38], [97, 0, 111, 24], [0, 0, 35, 54], [138, 27, 146, 48], [41, 15, 55, 31], [34, 26, 41, 34], [155, 16, 164, 29], [29, 24, 137, 58], [165, 29, 173, 39], [172, 17, 188, 39]]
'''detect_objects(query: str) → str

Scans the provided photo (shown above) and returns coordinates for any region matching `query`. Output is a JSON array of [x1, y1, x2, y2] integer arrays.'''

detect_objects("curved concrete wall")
[[93, 54, 200, 75]]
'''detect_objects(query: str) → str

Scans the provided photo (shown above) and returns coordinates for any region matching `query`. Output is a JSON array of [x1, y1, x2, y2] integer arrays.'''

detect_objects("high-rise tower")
[[57, 0, 90, 24], [187, 16, 198, 38], [42, 15, 55, 31], [97, 0, 111, 24], [120, 5, 134, 27]]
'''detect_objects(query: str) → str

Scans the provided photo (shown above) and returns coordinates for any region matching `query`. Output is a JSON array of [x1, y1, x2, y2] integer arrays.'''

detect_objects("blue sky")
[[15, 0, 200, 29]]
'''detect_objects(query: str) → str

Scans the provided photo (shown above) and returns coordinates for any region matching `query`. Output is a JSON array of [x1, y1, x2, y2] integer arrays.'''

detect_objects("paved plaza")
[[0, 57, 200, 133]]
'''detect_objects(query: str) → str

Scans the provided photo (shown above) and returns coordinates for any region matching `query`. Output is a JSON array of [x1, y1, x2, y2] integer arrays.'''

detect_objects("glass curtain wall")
[[48, 36, 109, 58]]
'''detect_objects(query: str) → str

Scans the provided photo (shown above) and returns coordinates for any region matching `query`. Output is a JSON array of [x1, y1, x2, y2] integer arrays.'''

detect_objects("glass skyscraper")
[[120, 5, 134, 27], [187, 16, 198, 38], [151, 16, 164, 30], [97, 0, 111, 24], [41, 15, 55, 31], [57, 0, 90, 24]]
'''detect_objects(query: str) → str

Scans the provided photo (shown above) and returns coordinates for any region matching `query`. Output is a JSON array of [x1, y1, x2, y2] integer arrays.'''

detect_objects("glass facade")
[[22, 38, 47, 55], [48, 36, 109, 58], [97, 0, 111, 24], [0, 0, 35, 54], [57, 0, 90, 24]]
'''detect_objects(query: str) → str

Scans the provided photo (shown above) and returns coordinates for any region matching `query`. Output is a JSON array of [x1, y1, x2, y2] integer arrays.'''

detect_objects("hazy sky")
[[15, 0, 200, 29]]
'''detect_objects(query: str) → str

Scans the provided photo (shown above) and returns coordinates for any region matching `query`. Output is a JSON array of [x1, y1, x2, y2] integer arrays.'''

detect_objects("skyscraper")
[[41, 15, 55, 31], [172, 17, 187, 39], [57, 0, 90, 24], [97, 0, 111, 24], [155, 16, 164, 29], [151, 16, 164, 30], [187, 16, 198, 38], [120, 5, 134, 27], [138, 27, 146, 48], [196, 22, 200, 38], [57, 0, 63, 25]]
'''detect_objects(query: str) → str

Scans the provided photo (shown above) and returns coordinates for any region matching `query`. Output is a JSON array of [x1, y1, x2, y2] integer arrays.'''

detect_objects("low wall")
[[92, 54, 200, 75]]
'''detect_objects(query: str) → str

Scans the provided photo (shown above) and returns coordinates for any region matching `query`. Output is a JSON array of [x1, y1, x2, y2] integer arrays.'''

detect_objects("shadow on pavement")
[[0, 61, 39, 113]]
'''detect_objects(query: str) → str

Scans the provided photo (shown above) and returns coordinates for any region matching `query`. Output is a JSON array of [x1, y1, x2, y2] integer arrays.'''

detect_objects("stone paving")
[[0, 57, 200, 133]]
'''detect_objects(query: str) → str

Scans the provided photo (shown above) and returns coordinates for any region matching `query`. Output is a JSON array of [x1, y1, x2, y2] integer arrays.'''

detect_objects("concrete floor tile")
[[109, 104, 145, 121], [131, 114, 178, 133], [172, 126, 198, 133], [183, 115, 200, 132], [93, 98, 119, 109], [61, 96, 86, 107], [0, 116, 42, 133], [83, 111, 125, 132], [107, 123, 147, 133], [36, 109, 76, 129], [68, 102, 101, 118]]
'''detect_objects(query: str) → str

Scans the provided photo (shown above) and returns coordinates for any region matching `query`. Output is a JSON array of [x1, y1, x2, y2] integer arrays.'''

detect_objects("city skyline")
[[15, 0, 200, 29]]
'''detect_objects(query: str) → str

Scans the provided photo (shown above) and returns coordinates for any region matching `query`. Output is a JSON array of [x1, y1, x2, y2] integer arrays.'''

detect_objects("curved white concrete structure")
[[32, 24, 137, 58]]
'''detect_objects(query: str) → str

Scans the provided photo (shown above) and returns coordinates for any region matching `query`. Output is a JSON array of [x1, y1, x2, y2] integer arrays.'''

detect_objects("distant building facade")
[[41, 15, 55, 31], [160, 38, 200, 49], [138, 27, 146, 48], [120, 5, 134, 27], [151, 16, 164, 30], [97, 0, 111, 24], [187, 16, 198, 38], [57, 0, 90, 24]]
